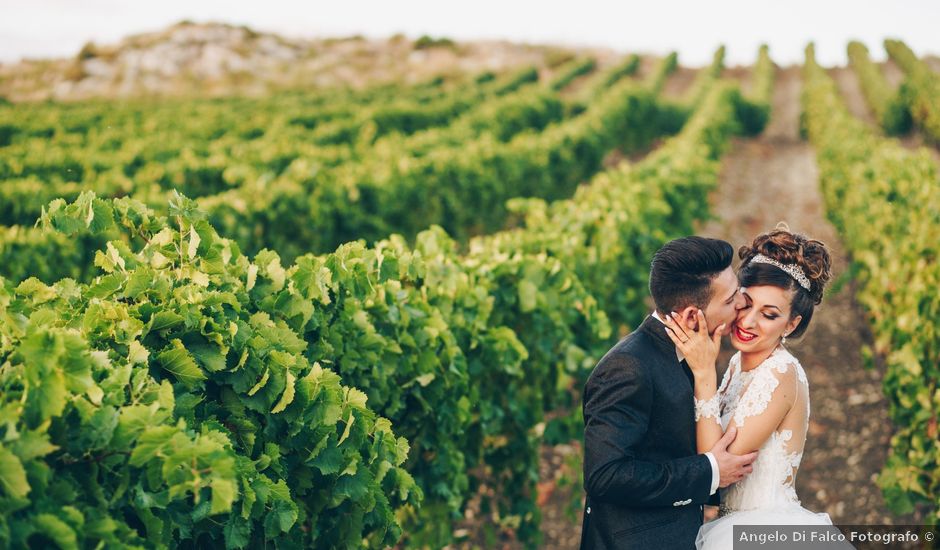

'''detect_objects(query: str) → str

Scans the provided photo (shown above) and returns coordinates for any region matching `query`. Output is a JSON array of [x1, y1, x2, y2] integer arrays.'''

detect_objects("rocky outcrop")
[[0, 21, 619, 102]]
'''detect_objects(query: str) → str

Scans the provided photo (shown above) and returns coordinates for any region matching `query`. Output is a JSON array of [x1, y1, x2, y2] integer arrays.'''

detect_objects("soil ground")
[[661, 65, 699, 101]]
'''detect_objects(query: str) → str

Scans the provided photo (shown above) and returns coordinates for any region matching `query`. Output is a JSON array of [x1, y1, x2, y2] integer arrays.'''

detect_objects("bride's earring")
[[782, 332, 789, 345]]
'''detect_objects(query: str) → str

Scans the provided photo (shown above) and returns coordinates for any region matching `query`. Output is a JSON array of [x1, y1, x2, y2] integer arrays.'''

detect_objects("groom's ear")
[[677, 306, 699, 330]]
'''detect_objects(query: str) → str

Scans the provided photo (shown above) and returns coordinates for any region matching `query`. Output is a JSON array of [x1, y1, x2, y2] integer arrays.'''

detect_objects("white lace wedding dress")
[[695, 346, 836, 549]]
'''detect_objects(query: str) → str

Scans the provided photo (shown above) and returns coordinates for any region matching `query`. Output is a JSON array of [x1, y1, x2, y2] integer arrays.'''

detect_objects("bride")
[[661, 226, 844, 549]]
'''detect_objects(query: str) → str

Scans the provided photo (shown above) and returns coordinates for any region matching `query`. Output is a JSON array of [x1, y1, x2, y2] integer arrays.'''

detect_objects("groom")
[[580, 236, 758, 549]]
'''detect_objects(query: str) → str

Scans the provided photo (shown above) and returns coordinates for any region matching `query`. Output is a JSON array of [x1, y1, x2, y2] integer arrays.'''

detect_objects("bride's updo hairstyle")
[[737, 223, 832, 339]]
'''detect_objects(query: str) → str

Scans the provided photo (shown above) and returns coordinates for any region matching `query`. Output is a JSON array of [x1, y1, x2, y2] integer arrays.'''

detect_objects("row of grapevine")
[[572, 54, 641, 103], [0, 58, 628, 232], [650, 47, 727, 139], [1, 194, 422, 549], [802, 44, 939, 523], [548, 57, 597, 91], [846, 41, 912, 134], [354, 56, 634, 160], [885, 39, 940, 143], [487, 45, 773, 338], [280, 59, 627, 163], [281, 71, 487, 130], [0, 51, 770, 548], [680, 46, 726, 108], [123, 55, 679, 264], [305, 66, 539, 146], [0, 56, 647, 288], [0, 67, 532, 221]]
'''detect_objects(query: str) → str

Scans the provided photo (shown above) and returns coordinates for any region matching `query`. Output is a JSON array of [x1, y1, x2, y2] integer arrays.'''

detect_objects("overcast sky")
[[2, 0, 938, 67]]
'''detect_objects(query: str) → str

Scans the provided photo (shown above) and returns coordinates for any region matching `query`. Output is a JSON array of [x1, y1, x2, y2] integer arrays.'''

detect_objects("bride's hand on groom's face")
[[663, 309, 725, 376]]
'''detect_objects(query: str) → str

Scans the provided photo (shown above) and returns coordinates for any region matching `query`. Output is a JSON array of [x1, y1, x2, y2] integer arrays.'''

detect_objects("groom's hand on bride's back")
[[711, 426, 759, 488]]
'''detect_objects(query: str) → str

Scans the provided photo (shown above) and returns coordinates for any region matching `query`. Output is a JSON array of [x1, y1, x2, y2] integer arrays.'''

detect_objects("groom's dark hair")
[[649, 236, 734, 314]]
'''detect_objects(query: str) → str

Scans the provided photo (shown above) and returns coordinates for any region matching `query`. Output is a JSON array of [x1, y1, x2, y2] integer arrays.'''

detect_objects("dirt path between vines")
[[532, 65, 926, 550], [661, 64, 698, 100], [697, 65, 926, 527]]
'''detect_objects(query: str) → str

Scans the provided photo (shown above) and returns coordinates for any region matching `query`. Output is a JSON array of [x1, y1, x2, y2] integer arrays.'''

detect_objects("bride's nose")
[[737, 309, 757, 329], [733, 290, 746, 309]]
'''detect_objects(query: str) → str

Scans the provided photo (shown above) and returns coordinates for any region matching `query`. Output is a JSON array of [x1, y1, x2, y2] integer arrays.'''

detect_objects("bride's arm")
[[693, 369, 724, 454], [725, 362, 799, 455]]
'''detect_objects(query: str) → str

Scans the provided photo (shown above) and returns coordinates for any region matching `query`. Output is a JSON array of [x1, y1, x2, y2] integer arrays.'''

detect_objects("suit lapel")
[[679, 358, 694, 389], [637, 315, 694, 390]]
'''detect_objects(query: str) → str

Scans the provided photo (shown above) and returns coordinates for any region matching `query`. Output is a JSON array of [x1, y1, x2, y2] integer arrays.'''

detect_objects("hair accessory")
[[749, 253, 812, 291]]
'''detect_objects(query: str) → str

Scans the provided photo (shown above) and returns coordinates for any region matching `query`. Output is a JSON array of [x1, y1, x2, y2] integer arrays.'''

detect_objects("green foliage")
[[413, 35, 456, 50], [0, 46, 771, 547], [646, 52, 679, 96], [0, 193, 420, 548], [681, 46, 726, 108], [0, 225, 106, 284], [803, 44, 940, 525], [600, 54, 641, 89], [307, 67, 536, 146], [0, 71, 515, 227], [195, 71, 672, 263], [735, 44, 774, 136], [76, 42, 98, 61], [651, 47, 727, 136], [885, 39, 940, 143], [565, 54, 641, 114], [0, 71, 541, 285], [0, 123, 17, 147], [847, 41, 912, 134], [548, 57, 597, 91]]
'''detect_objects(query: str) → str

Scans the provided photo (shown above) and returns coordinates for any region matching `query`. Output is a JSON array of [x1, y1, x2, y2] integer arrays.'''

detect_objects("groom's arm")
[[583, 353, 713, 507]]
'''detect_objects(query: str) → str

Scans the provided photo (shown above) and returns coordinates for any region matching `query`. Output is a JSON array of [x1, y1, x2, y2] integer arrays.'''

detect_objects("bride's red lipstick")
[[733, 324, 758, 343]]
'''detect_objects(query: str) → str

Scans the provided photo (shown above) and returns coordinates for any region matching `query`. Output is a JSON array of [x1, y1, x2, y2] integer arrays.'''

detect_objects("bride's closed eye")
[[739, 303, 778, 320]]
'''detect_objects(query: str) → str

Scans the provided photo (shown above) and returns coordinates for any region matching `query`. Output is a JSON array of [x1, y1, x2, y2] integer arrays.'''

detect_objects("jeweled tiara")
[[749, 253, 812, 291]]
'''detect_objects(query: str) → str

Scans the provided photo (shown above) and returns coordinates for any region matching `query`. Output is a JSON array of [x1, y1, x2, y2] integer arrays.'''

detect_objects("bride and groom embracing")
[[580, 226, 845, 549]]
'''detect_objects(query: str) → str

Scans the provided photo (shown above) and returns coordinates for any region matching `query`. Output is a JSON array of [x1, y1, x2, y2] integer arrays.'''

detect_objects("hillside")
[[0, 21, 623, 102]]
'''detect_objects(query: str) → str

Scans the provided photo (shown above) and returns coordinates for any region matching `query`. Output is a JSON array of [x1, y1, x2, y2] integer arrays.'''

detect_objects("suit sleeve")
[[583, 353, 714, 507]]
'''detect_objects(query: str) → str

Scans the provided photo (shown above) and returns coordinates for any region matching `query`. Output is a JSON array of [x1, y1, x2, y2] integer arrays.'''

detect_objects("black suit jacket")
[[580, 315, 716, 550]]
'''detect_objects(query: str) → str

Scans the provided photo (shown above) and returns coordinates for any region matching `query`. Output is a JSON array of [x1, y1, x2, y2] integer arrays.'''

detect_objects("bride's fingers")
[[696, 309, 708, 334], [662, 314, 679, 334], [663, 325, 685, 348], [666, 312, 690, 339], [712, 324, 726, 346]]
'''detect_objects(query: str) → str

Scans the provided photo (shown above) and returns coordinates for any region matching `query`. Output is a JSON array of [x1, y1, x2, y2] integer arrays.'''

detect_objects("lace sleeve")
[[694, 394, 721, 425], [694, 362, 733, 426], [726, 358, 804, 456], [733, 360, 801, 427]]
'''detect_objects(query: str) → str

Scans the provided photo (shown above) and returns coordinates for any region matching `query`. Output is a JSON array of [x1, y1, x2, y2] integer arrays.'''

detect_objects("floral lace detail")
[[730, 348, 805, 427], [719, 429, 805, 514], [695, 394, 722, 425], [716, 347, 811, 515], [775, 430, 805, 487]]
